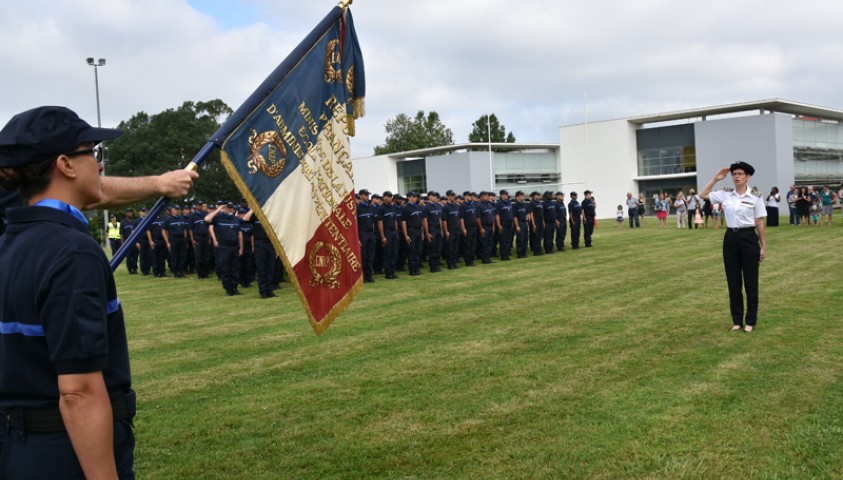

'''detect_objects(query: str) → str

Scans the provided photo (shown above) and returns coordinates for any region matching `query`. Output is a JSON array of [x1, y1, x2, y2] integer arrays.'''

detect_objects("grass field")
[[116, 216, 843, 479]]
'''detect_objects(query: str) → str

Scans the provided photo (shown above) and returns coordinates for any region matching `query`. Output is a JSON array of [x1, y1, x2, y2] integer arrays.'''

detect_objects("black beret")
[[730, 161, 755, 175]]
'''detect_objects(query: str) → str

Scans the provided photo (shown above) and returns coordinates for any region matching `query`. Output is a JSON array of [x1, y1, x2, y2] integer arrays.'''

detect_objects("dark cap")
[[515, 190, 525, 197], [0, 106, 122, 167], [216, 199, 225, 205], [359, 188, 370, 196], [125, 207, 133, 212], [556, 191, 564, 196], [446, 190, 456, 196], [139, 207, 148, 212], [584, 190, 592, 195], [407, 191, 418, 198], [570, 191, 578, 197], [530, 191, 540, 197], [499, 189, 509, 196], [194, 200, 204, 206], [383, 190, 393, 197], [226, 202, 236, 209], [730, 161, 755, 175]]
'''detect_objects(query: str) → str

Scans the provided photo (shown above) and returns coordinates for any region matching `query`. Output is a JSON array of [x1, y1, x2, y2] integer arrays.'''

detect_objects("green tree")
[[374, 110, 454, 155], [468, 113, 516, 144], [106, 100, 239, 206]]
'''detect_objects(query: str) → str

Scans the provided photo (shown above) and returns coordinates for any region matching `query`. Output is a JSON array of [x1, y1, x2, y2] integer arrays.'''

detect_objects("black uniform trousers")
[[152, 239, 168, 276], [138, 240, 152, 275], [427, 231, 443, 271], [479, 225, 494, 263], [396, 235, 408, 271], [125, 244, 139, 274], [169, 237, 188, 277], [186, 241, 195, 274], [723, 228, 761, 326], [499, 225, 513, 260], [109, 238, 122, 257], [445, 229, 462, 268], [0, 419, 135, 479], [373, 234, 385, 274], [543, 221, 555, 253], [555, 222, 567, 251], [407, 228, 423, 274], [515, 221, 529, 258], [584, 217, 595, 247], [254, 239, 276, 296], [570, 221, 581, 249], [383, 231, 399, 277], [530, 222, 544, 255], [194, 235, 212, 278], [462, 228, 477, 265], [240, 241, 254, 287], [218, 243, 240, 294], [359, 231, 376, 281]]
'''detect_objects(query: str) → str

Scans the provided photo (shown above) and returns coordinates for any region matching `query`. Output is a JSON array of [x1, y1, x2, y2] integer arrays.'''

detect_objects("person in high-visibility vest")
[[106, 214, 122, 256]]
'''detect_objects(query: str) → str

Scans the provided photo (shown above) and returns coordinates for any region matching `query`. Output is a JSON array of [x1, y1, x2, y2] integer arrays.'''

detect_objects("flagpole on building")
[[487, 114, 494, 190]]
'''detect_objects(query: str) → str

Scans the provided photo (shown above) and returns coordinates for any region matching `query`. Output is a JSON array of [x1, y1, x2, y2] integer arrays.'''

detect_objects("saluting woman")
[[0, 107, 136, 478], [701, 162, 767, 333]]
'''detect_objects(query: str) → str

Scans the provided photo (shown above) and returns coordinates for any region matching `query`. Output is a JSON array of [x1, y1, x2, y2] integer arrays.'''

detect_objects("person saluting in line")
[[701, 162, 767, 333]]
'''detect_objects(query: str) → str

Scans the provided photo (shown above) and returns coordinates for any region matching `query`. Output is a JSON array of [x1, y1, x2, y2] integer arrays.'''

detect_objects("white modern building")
[[353, 99, 843, 218]]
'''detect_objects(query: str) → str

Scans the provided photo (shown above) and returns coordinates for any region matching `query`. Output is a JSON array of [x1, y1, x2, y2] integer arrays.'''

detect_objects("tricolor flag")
[[216, 5, 365, 335]]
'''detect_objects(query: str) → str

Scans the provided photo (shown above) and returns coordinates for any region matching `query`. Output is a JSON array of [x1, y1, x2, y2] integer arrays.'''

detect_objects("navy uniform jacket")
[[497, 199, 514, 227], [478, 201, 496, 227], [514, 201, 528, 223], [164, 214, 188, 238], [212, 213, 241, 245], [378, 203, 398, 232], [582, 198, 596, 218], [543, 200, 557, 223], [443, 202, 462, 232], [150, 215, 166, 241], [251, 216, 269, 241], [190, 211, 210, 237], [402, 202, 424, 230], [555, 200, 568, 223], [568, 199, 583, 223], [357, 201, 376, 233], [0, 206, 131, 409], [425, 203, 443, 233], [119, 217, 135, 239], [240, 219, 253, 241], [0, 187, 20, 236], [529, 199, 544, 223], [460, 202, 478, 229]]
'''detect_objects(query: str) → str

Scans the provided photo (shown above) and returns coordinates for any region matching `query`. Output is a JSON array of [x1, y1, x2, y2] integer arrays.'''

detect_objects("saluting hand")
[[714, 167, 731, 181]]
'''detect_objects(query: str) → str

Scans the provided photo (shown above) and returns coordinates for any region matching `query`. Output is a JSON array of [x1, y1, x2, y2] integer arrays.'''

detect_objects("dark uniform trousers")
[[218, 242, 240, 294], [153, 239, 168, 276], [0, 419, 135, 479], [445, 229, 462, 268], [427, 231, 443, 271], [383, 231, 399, 277], [479, 224, 494, 262], [462, 228, 477, 265], [530, 222, 544, 255], [491, 229, 499, 258], [194, 235, 212, 278], [516, 221, 529, 257], [406, 228, 423, 274], [723, 229, 761, 326], [570, 221, 581, 249], [543, 221, 556, 253], [169, 237, 188, 276], [125, 243, 139, 274], [254, 239, 276, 296], [396, 235, 408, 271], [359, 231, 376, 280], [138, 240, 152, 275], [555, 222, 567, 251], [499, 225, 513, 260], [186, 241, 195, 274], [373, 235, 384, 275], [584, 218, 595, 247], [240, 241, 254, 287]]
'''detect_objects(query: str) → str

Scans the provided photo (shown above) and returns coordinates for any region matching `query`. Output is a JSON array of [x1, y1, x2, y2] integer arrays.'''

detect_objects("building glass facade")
[[792, 118, 843, 186], [493, 150, 560, 187], [636, 124, 696, 176], [397, 159, 427, 194]]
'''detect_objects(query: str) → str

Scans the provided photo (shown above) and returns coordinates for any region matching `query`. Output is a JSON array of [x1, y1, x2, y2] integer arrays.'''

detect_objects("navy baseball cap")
[[139, 206, 148, 212], [383, 191, 393, 197], [359, 189, 370, 196], [407, 191, 418, 198], [499, 189, 509, 196], [0, 106, 122, 167]]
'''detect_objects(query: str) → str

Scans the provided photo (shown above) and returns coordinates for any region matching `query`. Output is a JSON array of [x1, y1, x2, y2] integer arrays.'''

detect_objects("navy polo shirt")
[[119, 216, 135, 238], [425, 202, 443, 232], [0, 206, 131, 409], [569, 199, 582, 222], [378, 203, 398, 232], [190, 211, 210, 236], [240, 219, 253, 239], [149, 216, 166, 241], [478, 201, 495, 227], [582, 198, 596, 218], [555, 200, 568, 222], [443, 202, 462, 231], [460, 202, 477, 228], [496, 199, 514, 225], [402, 202, 423, 230], [357, 202, 376, 233], [164, 214, 188, 237], [0, 187, 21, 236], [212, 213, 241, 245], [251, 216, 269, 241], [514, 201, 528, 223], [544, 200, 557, 223], [530, 199, 544, 222]]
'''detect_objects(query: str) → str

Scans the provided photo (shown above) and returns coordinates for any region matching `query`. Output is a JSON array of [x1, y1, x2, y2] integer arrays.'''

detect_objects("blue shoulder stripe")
[[107, 298, 121, 315], [0, 322, 45, 337]]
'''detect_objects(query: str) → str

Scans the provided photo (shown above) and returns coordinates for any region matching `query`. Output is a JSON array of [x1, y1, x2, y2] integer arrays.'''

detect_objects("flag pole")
[[338, 0, 353, 7]]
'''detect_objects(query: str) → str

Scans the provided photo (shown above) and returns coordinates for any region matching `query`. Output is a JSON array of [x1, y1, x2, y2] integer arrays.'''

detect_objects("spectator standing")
[[616, 205, 624, 228], [786, 185, 798, 225], [686, 189, 702, 229], [655, 193, 669, 229], [674, 191, 687, 229], [702, 198, 713, 229], [820, 185, 835, 225], [625, 192, 639, 228], [637, 193, 646, 224], [795, 186, 810, 226], [765, 187, 781, 227]]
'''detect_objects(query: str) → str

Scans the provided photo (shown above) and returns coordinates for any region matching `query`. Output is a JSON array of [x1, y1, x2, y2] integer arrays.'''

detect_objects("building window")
[[793, 118, 843, 186], [493, 152, 560, 187], [636, 124, 696, 176], [397, 159, 427, 193]]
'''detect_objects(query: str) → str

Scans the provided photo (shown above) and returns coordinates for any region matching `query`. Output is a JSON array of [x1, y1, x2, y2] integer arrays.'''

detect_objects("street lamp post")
[[86, 57, 107, 246]]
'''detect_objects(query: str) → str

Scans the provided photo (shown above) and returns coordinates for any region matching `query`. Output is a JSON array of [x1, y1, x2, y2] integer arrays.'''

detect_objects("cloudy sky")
[[2, 0, 842, 157]]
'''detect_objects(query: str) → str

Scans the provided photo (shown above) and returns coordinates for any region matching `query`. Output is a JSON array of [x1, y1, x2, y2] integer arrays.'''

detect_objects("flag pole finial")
[[338, 0, 353, 8]]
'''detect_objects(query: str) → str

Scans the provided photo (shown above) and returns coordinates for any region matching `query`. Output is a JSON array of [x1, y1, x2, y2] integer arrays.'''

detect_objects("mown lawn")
[[116, 216, 843, 479]]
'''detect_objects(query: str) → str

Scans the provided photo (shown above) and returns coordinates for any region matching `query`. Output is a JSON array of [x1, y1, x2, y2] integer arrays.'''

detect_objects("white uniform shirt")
[[709, 189, 766, 228]]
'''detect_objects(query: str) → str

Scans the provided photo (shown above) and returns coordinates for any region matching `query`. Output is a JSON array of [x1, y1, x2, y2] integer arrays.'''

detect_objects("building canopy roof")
[[626, 98, 843, 125], [384, 142, 559, 159]]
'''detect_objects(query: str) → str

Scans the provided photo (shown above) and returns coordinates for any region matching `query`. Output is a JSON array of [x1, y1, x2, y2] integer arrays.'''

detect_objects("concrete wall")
[[352, 154, 398, 194], [559, 119, 639, 218], [695, 113, 794, 207]]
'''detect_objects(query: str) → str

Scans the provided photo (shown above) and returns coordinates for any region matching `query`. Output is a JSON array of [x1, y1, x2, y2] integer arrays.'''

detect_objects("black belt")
[[728, 227, 756, 232], [6, 390, 135, 433]]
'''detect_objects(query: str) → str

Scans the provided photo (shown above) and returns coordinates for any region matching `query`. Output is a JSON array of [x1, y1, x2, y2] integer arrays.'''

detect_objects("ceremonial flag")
[[216, 5, 365, 335]]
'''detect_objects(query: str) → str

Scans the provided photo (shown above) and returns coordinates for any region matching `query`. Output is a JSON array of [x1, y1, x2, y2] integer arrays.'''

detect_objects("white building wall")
[[352, 154, 398, 194], [560, 119, 639, 218]]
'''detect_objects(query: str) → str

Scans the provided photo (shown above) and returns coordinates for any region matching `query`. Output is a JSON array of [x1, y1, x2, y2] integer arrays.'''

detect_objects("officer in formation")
[[568, 191, 583, 249], [356, 189, 376, 283], [206, 202, 243, 296], [237, 207, 255, 288], [245, 208, 278, 298], [120, 207, 139, 274], [401, 191, 424, 276], [137, 207, 153, 275], [513, 191, 529, 258], [528, 191, 544, 256], [495, 190, 514, 261], [423, 191, 444, 271], [163, 204, 189, 277], [377, 191, 400, 279], [554, 192, 567, 251], [442, 190, 463, 269], [582, 190, 597, 248], [148, 210, 168, 277], [460, 191, 478, 266], [189, 201, 212, 279]]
